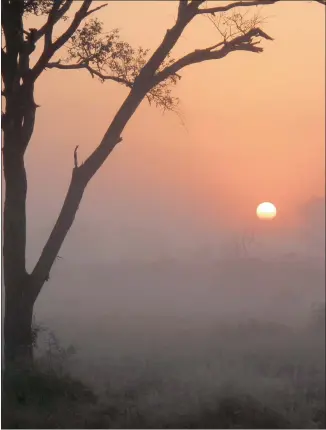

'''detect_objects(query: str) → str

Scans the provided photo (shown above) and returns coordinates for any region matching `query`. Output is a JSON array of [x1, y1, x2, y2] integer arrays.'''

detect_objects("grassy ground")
[[2, 309, 325, 429]]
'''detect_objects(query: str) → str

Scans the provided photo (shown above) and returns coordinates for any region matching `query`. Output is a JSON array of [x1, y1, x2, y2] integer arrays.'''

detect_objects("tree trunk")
[[2, 127, 36, 370], [3, 278, 35, 369]]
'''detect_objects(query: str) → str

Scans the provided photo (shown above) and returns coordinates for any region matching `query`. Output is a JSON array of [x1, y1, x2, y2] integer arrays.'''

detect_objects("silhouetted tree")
[[1, 0, 324, 369], [311, 302, 325, 331], [300, 196, 325, 255]]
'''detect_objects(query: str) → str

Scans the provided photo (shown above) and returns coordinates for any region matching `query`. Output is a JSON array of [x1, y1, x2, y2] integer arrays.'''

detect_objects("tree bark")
[[31, 167, 88, 292], [2, 127, 36, 370], [3, 277, 35, 369]]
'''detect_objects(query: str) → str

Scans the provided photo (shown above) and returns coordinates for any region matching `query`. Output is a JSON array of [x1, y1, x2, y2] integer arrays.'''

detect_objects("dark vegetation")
[[3, 301, 324, 429]]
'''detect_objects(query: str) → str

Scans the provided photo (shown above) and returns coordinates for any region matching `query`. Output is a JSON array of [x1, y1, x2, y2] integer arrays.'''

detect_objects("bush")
[[2, 322, 97, 429], [2, 316, 324, 429], [310, 302, 325, 331], [3, 365, 98, 428]]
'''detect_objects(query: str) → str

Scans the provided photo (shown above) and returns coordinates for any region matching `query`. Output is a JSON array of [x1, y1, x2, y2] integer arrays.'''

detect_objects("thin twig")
[[74, 145, 79, 168]]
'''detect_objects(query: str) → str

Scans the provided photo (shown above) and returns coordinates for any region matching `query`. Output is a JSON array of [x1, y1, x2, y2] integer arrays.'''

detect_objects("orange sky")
[[24, 1, 325, 262]]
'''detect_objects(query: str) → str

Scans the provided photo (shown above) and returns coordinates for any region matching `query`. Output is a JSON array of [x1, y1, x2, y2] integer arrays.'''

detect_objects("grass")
[[2, 306, 325, 429], [2, 366, 97, 429]]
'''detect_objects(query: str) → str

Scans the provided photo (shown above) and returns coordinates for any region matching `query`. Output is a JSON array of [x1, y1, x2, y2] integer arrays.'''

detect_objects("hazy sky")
[[24, 1, 325, 265]]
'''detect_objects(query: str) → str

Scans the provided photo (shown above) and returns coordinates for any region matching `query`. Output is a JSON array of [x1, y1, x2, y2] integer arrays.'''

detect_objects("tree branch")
[[31, 167, 87, 292], [29, 0, 94, 83], [30, 130, 122, 292], [85, 3, 108, 16], [43, 0, 64, 51], [74, 145, 79, 168], [46, 61, 133, 87], [154, 27, 273, 83], [196, 0, 280, 15], [177, 0, 188, 20], [34, 0, 74, 43], [135, 1, 197, 85]]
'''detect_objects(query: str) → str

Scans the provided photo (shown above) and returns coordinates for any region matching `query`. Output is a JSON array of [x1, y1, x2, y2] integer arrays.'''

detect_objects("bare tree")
[[1, 0, 323, 369]]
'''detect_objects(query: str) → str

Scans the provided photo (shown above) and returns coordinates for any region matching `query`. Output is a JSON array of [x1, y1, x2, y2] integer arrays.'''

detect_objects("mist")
[[27, 190, 325, 428], [3, 1, 325, 428], [27, 147, 325, 425]]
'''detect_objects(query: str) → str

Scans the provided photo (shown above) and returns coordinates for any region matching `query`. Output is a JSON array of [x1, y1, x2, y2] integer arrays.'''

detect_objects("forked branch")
[[34, 0, 73, 43], [28, 0, 285, 298], [30, 1, 108, 83], [154, 27, 273, 84]]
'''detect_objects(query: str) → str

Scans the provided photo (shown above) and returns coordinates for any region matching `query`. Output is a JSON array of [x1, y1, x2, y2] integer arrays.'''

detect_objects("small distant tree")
[[311, 302, 325, 331], [1, 0, 324, 369]]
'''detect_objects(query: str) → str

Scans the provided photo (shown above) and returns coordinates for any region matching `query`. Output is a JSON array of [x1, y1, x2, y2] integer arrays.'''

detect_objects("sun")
[[256, 202, 277, 220]]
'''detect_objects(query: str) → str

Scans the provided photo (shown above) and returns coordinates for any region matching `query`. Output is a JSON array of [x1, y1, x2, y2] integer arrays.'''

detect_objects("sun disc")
[[256, 202, 277, 220]]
